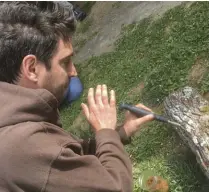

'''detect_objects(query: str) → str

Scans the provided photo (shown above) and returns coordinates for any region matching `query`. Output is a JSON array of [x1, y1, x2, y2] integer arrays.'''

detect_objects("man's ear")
[[21, 55, 39, 83]]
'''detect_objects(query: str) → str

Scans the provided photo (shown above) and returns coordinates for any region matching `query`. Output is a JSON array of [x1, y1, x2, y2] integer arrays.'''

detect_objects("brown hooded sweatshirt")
[[0, 82, 133, 192]]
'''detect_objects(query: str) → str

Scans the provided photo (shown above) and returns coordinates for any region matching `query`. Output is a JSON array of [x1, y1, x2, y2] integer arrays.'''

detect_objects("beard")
[[43, 73, 70, 105], [53, 78, 70, 104]]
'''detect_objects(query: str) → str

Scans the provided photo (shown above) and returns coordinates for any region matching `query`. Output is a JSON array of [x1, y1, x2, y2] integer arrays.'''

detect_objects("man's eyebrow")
[[60, 52, 74, 62]]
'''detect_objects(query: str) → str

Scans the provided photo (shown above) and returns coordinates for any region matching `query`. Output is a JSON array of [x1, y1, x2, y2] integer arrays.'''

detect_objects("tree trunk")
[[163, 86, 209, 179]]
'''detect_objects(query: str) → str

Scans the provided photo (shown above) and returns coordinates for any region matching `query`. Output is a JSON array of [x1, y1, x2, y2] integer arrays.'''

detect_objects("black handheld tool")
[[120, 103, 181, 127]]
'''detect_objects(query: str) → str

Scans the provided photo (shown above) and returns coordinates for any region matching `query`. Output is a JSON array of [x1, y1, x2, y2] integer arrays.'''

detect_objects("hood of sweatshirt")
[[0, 82, 62, 128]]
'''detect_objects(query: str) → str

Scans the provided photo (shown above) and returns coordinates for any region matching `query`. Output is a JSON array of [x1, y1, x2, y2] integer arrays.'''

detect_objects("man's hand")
[[123, 103, 154, 137], [81, 84, 117, 132]]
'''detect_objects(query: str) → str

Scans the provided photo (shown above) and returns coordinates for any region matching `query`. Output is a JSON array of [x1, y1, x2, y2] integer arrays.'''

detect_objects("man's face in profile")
[[38, 39, 76, 103]]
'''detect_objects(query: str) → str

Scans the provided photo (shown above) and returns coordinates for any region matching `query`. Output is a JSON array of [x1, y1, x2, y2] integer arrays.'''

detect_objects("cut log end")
[[163, 86, 209, 179]]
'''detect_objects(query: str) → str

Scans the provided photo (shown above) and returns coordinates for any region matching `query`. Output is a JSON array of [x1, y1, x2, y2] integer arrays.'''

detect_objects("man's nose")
[[68, 63, 78, 77]]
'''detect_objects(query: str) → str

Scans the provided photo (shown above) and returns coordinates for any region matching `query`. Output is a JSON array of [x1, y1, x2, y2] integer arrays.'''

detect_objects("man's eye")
[[63, 60, 69, 65], [63, 59, 70, 67]]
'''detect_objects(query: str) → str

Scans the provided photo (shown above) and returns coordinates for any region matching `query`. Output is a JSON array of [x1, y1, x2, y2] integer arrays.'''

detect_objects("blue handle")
[[119, 103, 168, 123]]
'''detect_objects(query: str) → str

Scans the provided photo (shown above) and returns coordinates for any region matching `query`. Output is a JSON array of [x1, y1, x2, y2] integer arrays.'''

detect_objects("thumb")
[[134, 114, 154, 127], [81, 103, 89, 119]]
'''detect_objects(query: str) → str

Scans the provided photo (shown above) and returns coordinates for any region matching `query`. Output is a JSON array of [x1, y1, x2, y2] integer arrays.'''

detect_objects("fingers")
[[110, 90, 116, 107], [95, 85, 103, 107], [83, 85, 117, 131], [135, 114, 154, 126], [102, 84, 108, 105], [81, 103, 89, 119], [136, 103, 152, 112], [87, 88, 96, 109], [87, 85, 115, 108], [88, 84, 112, 107]]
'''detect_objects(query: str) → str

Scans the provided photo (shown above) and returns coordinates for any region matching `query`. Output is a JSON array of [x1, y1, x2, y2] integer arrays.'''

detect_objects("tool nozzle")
[[119, 103, 181, 127]]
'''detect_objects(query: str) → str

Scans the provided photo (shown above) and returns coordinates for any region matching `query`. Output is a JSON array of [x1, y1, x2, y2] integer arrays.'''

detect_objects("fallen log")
[[164, 86, 209, 179]]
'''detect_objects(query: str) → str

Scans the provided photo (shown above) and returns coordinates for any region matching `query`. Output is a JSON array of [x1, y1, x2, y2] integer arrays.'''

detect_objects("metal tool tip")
[[167, 120, 181, 127]]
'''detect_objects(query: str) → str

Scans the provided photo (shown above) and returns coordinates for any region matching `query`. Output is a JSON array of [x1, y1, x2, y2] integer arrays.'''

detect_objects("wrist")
[[95, 127, 115, 132], [123, 123, 132, 138], [95, 129, 119, 142], [117, 124, 132, 145]]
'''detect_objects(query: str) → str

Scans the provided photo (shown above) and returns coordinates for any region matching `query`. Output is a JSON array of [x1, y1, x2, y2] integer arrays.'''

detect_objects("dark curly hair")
[[0, 1, 76, 83]]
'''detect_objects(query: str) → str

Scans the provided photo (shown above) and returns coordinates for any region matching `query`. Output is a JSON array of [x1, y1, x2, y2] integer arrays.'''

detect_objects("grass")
[[73, 17, 97, 54], [76, 18, 93, 34], [73, 15, 99, 53], [72, 1, 96, 52], [79, 1, 96, 14], [60, 2, 209, 191]]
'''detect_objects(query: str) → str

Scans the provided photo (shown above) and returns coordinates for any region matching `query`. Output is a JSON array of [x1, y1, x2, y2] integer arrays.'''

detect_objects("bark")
[[163, 86, 209, 179]]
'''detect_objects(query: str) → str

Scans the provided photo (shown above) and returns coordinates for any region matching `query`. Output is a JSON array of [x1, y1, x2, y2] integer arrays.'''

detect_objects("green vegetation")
[[61, 2, 209, 191], [80, 1, 96, 14], [72, 1, 96, 52], [76, 18, 93, 34], [73, 17, 96, 53]]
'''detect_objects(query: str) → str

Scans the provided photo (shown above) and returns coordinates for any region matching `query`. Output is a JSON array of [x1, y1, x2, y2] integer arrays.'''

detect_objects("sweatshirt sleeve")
[[81, 125, 131, 155], [44, 129, 133, 192]]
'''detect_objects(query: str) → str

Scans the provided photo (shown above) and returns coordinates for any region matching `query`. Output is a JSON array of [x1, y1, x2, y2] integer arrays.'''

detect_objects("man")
[[0, 2, 154, 192]]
